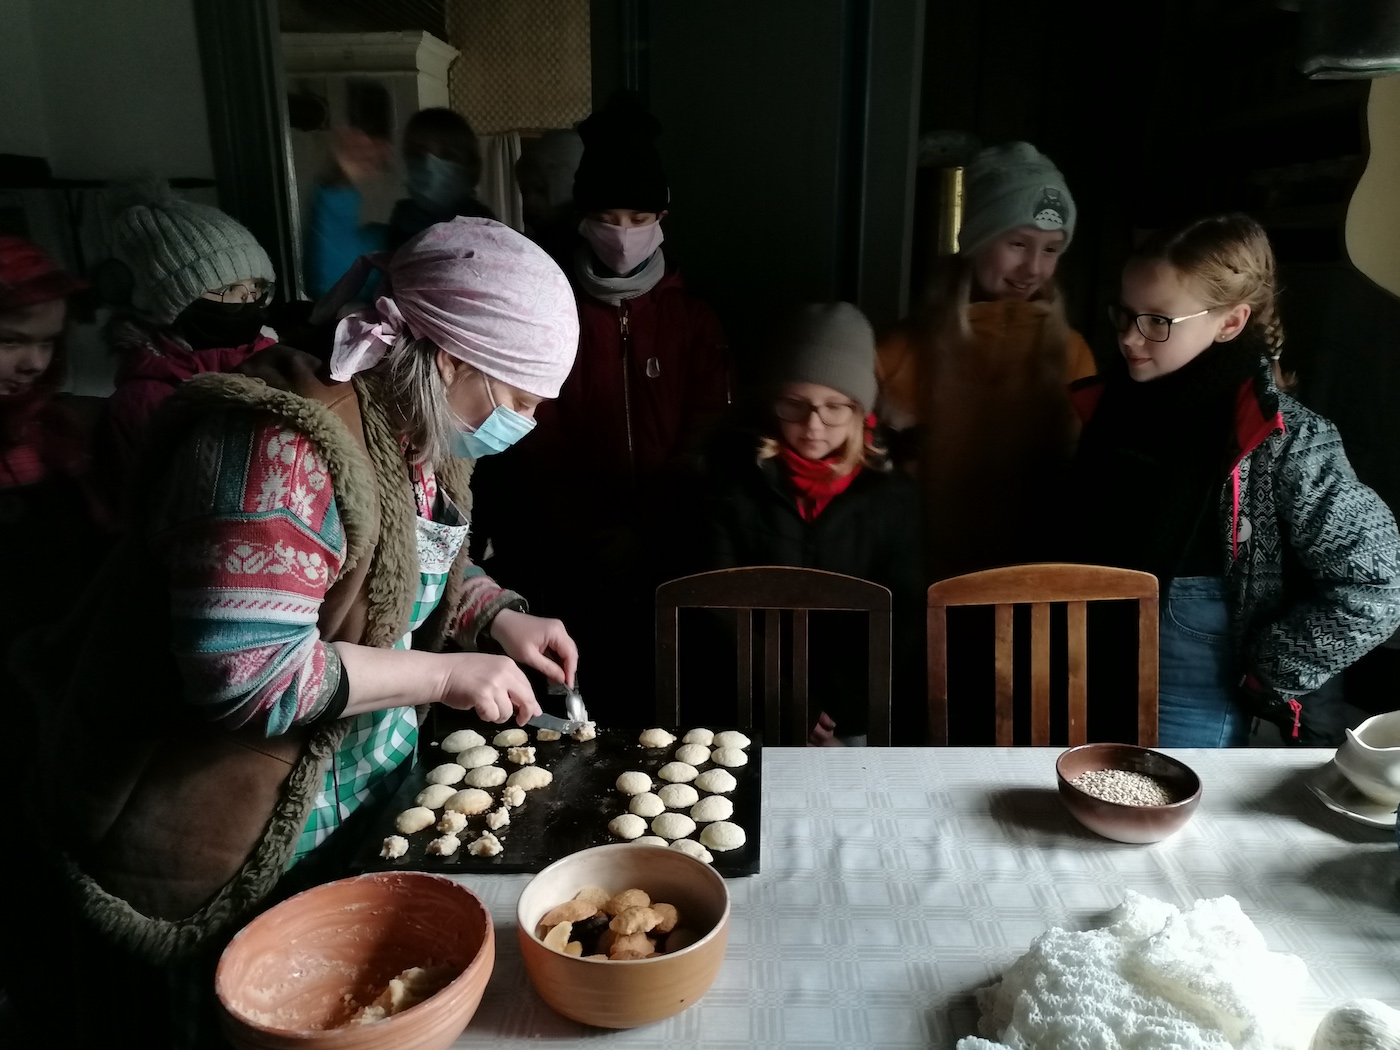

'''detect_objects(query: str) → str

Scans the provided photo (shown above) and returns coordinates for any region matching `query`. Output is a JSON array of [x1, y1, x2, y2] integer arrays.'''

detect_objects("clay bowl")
[[216, 871, 494, 1050], [1056, 743, 1202, 844], [516, 844, 730, 1029]]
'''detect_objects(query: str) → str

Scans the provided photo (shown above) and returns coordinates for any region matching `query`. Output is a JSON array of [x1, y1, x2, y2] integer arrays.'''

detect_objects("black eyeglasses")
[[774, 396, 856, 426], [207, 279, 274, 306], [1107, 303, 1210, 343]]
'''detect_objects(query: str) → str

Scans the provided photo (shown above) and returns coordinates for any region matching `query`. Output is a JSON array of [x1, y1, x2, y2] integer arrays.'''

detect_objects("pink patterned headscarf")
[[314, 217, 579, 398]]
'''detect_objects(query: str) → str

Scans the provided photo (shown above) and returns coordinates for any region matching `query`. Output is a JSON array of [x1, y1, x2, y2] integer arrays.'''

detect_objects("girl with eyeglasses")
[[699, 303, 923, 746], [1065, 214, 1400, 746], [100, 179, 280, 513]]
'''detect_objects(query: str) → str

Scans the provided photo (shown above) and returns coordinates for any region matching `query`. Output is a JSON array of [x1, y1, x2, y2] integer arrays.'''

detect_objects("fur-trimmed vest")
[[16, 346, 488, 964]]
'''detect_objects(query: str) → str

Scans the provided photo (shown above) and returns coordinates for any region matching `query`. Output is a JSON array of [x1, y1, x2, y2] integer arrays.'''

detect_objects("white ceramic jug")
[[1333, 710, 1400, 807]]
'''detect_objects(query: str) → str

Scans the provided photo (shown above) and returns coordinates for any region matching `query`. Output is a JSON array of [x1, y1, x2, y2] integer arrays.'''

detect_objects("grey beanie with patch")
[[110, 179, 275, 325], [770, 302, 878, 411], [957, 142, 1076, 257]]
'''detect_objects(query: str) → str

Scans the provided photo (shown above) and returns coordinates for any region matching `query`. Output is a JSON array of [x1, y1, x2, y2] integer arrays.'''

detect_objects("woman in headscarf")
[[9, 217, 579, 1046]]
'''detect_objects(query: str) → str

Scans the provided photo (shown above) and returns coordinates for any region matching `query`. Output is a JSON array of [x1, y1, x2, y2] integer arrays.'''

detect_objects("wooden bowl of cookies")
[[515, 843, 730, 1028]]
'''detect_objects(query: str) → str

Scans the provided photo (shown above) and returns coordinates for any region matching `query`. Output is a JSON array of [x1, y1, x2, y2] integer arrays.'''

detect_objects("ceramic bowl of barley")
[[1056, 743, 1202, 844]]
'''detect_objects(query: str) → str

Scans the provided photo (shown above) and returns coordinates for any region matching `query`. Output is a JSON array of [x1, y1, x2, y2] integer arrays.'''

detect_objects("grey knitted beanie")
[[770, 302, 878, 411], [957, 142, 1076, 257], [110, 179, 275, 326]]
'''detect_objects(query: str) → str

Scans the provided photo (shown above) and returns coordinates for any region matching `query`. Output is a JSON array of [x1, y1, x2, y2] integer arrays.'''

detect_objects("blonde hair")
[[1130, 213, 1291, 388], [758, 409, 886, 476], [379, 332, 458, 467]]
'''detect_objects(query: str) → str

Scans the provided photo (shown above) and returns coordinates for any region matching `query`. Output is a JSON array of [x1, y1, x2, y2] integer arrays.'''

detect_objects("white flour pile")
[[957, 891, 1309, 1050]]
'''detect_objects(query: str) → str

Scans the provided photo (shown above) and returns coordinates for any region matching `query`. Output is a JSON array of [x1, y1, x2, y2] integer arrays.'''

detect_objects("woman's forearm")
[[331, 642, 447, 717]]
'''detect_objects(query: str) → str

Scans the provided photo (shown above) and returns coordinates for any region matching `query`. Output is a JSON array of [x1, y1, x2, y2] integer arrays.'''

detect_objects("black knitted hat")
[[572, 91, 670, 214]]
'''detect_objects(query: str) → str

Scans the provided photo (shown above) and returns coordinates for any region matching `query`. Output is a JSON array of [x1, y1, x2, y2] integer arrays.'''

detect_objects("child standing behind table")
[[877, 142, 1096, 581], [700, 303, 924, 746], [1064, 214, 1400, 746]]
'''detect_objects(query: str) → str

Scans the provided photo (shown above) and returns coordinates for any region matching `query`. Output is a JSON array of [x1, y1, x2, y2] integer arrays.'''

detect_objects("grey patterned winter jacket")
[[1076, 363, 1400, 733]]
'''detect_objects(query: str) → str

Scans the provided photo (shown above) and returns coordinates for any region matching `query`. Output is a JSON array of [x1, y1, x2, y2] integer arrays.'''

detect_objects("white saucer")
[[1307, 760, 1398, 829]]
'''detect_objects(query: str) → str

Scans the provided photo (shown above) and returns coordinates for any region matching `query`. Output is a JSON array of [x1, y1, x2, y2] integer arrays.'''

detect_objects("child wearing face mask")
[[304, 108, 493, 298], [878, 142, 1095, 581], [1065, 214, 1400, 746], [100, 180, 279, 506], [470, 91, 729, 725], [698, 303, 923, 745]]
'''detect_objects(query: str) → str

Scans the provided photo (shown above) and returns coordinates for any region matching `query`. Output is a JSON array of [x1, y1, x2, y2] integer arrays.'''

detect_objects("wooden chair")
[[926, 563, 1159, 747], [656, 567, 893, 746]]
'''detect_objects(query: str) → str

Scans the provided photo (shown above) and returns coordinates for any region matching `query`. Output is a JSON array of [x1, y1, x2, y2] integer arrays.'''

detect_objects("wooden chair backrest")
[[926, 563, 1159, 746], [657, 567, 893, 745]]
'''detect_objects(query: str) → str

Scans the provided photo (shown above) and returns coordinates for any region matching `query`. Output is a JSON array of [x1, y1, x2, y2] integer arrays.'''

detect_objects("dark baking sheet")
[[349, 716, 761, 878]]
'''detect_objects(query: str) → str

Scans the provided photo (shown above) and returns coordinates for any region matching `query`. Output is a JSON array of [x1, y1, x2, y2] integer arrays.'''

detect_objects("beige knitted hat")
[[110, 179, 275, 325]]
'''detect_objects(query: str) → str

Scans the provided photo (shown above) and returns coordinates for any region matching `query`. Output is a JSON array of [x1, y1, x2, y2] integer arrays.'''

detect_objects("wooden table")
[[445, 747, 1400, 1047]]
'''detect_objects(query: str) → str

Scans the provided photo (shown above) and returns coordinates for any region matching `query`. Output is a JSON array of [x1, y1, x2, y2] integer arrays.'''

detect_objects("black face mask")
[[174, 298, 268, 351]]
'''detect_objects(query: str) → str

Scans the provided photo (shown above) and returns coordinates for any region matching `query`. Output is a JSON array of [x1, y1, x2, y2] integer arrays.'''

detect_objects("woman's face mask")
[[406, 153, 473, 215], [450, 372, 537, 458], [175, 298, 267, 351], [579, 217, 664, 276]]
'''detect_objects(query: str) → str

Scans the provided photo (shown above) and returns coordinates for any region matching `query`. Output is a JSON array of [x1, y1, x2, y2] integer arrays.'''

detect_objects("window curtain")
[[478, 131, 524, 232]]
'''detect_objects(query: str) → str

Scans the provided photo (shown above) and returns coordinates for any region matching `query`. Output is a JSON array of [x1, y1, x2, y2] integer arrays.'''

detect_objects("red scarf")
[[777, 446, 863, 522]]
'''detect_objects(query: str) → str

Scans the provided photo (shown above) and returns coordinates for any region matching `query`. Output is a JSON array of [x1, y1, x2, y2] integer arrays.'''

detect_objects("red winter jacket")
[[523, 266, 729, 504]]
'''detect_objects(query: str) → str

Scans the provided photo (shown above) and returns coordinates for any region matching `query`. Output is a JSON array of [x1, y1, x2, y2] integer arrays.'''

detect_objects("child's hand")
[[332, 127, 393, 186], [807, 711, 844, 747]]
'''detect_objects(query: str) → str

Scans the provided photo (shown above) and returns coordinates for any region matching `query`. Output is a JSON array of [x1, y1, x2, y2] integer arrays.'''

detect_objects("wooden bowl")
[[516, 844, 730, 1029], [216, 871, 494, 1049], [1056, 743, 1202, 844]]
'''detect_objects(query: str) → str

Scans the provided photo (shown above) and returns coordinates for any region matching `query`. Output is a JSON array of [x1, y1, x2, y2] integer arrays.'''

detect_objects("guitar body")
[[1346, 76, 1400, 298]]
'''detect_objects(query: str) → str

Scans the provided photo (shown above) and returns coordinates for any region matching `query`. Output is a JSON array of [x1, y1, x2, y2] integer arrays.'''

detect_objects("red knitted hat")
[[0, 236, 88, 312]]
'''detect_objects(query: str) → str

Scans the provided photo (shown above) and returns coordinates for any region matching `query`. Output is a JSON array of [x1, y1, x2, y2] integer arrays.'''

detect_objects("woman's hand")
[[807, 711, 845, 748], [489, 609, 580, 688], [437, 652, 541, 725]]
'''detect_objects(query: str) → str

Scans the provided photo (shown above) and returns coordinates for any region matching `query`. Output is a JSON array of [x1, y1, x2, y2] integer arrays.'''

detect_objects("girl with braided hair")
[[1065, 214, 1400, 746]]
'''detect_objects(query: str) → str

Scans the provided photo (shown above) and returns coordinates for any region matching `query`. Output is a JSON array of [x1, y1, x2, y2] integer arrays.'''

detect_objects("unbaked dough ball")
[[669, 838, 714, 864], [651, 812, 697, 840], [444, 788, 493, 816], [712, 730, 751, 749], [694, 768, 737, 793], [608, 813, 647, 840], [690, 796, 734, 823], [572, 721, 597, 741], [675, 744, 710, 766], [628, 792, 666, 817], [394, 807, 435, 835], [506, 745, 536, 766], [638, 727, 677, 748], [658, 762, 698, 783], [616, 771, 652, 795], [536, 728, 562, 742], [657, 783, 699, 809], [437, 810, 467, 835], [468, 832, 502, 856], [711, 747, 747, 768], [632, 835, 668, 847], [486, 806, 510, 831], [494, 728, 528, 747], [380, 835, 408, 859], [681, 728, 715, 746], [458, 745, 499, 769], [415, 783, 456, 809], [502, 785, 526, 808], [464, 766, 507, 788], [425, 762, 466, 786], [442, 729, 485, 753], [699, 821, 746, 851], [427, 834, 461, 856], [506, 766, 553, 791]]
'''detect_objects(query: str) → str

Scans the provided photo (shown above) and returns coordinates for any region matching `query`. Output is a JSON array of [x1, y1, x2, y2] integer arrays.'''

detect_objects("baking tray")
[[349, 716, 761, 878]]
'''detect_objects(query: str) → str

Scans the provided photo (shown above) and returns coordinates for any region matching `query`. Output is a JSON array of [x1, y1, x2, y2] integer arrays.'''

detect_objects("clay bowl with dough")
[[216, 871, 494, 1050], [517, 843, 730, 1029], [1056, 743, 1202, 844]]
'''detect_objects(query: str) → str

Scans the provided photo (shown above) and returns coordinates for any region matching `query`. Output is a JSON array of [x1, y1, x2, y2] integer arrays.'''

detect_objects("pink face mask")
[[579, 218, 664, 275]]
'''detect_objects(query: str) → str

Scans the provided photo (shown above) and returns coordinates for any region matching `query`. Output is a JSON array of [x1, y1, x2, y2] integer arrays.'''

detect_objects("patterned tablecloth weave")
[[446, 747, 1400, 1048]]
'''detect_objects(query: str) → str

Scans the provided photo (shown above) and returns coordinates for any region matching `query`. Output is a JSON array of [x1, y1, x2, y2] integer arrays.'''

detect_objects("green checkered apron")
[[289, 492, 471, 866]]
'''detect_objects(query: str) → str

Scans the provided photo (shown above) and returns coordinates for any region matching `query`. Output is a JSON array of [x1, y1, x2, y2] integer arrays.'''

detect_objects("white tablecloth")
[[447, 747, 1400, 1048]]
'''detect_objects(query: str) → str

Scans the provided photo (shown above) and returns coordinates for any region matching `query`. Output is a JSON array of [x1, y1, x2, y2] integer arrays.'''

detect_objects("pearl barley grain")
[[1069, 769, 1176, 807]]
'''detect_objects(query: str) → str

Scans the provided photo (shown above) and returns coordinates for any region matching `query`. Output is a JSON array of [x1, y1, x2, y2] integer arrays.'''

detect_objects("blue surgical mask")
[[406, 153, 473, 215], [450, 375, 536, 458]]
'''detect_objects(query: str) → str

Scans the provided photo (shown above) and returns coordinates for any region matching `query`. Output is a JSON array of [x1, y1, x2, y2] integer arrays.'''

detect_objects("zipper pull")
[[619, 310, 630, 336]]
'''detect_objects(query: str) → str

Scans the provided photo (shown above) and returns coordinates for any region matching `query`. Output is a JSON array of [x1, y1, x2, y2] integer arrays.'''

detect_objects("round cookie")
[[694, 768, 737, 793], [712, 730, 751, 749], [441, 729, 486, 753], [629, 792, 665, 818], [690, 796, 734, 823], [615, 771, 652, 795], [494, 728, 529, 747], [651, 812, 697, 840], [658, 762, 698, 783], [458, 745, 499, 769], [675, 744, 711, 766], [711, 747, 748, 768], [681, 728, 715, 746], [464, 765, 507, 788], [657, 783, 699, 809], [699, 821, 746, 852], [424, 762, 466, 786], [415, 783, 456, 809], [394, 807, 435, 835], [443, 788, 493, 816], [507, 767, 553, 791], [632, 835, 668, 847], [608, 814, 647, 840], [638, 727, 677, 748], [670, 838, 714, 863]]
